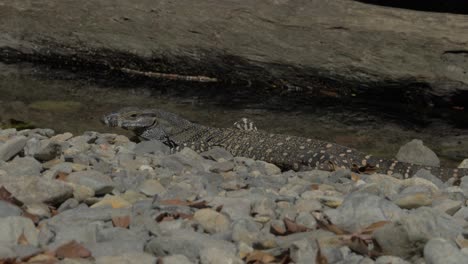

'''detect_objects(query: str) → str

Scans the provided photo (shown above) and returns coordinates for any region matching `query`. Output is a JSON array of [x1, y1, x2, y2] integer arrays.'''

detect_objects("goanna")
[[102, 107, 466, 183]]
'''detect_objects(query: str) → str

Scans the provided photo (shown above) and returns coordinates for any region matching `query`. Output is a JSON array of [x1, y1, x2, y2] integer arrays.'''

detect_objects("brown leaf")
[[215, 205, 223, 212], [54, 240, 92, 259], [0, 186, 23, 207], [283, 218, 309, 234], [55, 172, 69, 181], [347, 236, 370, 256], [360, 221, 390, 235], [112, 215, 131, 228], [316, 240, 328, 264], [313, 214, 347, 235], [245, 251, 276, 263], [187, 200, 210, 209], [310, 184, 320, 191], [159, 199, 187, 206], [17, 232, 29, 245]]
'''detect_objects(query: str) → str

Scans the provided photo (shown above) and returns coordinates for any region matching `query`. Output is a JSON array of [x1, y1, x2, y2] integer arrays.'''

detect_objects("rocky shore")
[[0, 128, 467, 263]]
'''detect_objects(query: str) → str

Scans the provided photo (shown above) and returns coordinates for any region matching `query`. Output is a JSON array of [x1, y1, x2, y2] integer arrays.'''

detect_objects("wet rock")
[[193, 208, 231, 234], [133, 140, 170, 155], [67, 170, 115, 195], [424, 238, 467, 264], [0, 175, 73, 204], [161, 254, 194, 264], [0, 136, 27, 161], [0, 216, 38, 247], [396, 139, 440, 167], [326, 192, 404, 233], [145, 230, 236, 260], [0, 156, 42, 177], [95, 252, 157, 264], [0, 201, 22, 217], [201, 147, 233, 162], [373, 207, 463, 259]]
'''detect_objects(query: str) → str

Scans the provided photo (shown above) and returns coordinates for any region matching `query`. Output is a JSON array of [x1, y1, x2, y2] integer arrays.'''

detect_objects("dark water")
[[1, 62, 467, 167]]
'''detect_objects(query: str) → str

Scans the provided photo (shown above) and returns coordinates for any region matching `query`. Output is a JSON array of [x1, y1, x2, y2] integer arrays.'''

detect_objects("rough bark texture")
[[1, 0, 468, 116]]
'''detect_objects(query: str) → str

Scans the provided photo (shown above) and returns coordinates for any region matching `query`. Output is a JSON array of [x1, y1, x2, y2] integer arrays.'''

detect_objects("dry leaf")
[[245, 251, 276, 264], [215, 205, 223, 212], [17, 232, 29, 245], [55, 172, 69, 181], [0, 186, 23, 207], [112, 215, 131, 228], [310, 184, 320, 190], [313, 214, 347, 235], [54, 240, 92, 259], [316, 240, 328, 264], [284, 218, 309, 234], [187, 200, 209, 209], [360, 221, 390, 235], [159, 199, 187, 206], [347, 236, 369, 256]]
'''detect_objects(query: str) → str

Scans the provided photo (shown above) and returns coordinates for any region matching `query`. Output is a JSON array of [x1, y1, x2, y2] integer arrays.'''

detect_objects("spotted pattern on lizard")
[[101, 107, 466, 183]]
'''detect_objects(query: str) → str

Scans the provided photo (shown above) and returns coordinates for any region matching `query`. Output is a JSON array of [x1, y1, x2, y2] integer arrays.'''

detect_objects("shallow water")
[[1, 62, 467, 167]]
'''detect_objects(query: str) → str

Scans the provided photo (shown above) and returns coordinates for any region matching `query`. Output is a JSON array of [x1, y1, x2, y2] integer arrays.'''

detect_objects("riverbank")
[[0, 127, 467, 263]]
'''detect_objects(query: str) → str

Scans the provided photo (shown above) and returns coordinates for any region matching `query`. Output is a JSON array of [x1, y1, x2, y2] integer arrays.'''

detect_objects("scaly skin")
[[101, 107, 466, 183]]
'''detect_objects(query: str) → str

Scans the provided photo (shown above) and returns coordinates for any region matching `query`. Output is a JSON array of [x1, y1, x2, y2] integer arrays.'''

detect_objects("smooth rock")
[[289, 239, 318, 264], [90, 195, 132, 209], [0, 200, 23, 217], [25, 138, 62, 161], [413, 169, 445, 189], [0, 156, 42, 177], [67, 170, 115, 195], [396, 139, 440, 167], [134, 140, 170, 155], [0, 216, 38, 247], [0, 136, 27, 161], [145, 230, 236, 260], [393, 186, 434, 209], [375, 256, 411, 264], [24, 203, 51, 219], [373, 207, 463, 259], [432, 198, 463, 216], [201, 147, 233, 162], [95, 252, 156, 264], [209, 161, 235, 173], [326, 192, 404, 233], [193, 208, 231, 234], [0, 175, 73, 204], [200, 247, 243, 264], [138, 179, 166, 196], [88, 240, 145, 257], [162, 255, 194, 264], [231, 218, 261, 246], [208, 197, 252, 221], [458, 159, 468, 169], [424, 238, 467, 264]]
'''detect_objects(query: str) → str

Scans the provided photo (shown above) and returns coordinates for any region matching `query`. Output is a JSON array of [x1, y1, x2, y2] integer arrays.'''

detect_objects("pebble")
[[0, 128, 466, 262], [396, 139, 440, 167]]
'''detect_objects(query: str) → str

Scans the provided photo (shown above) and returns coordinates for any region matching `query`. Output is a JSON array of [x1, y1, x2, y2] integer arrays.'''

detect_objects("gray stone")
[[375, 256, 410, 264], [0, 136, 27, 161], [0, 175, 73, 204], [336, 254, 374, 264], [0, 216, 38, 247], [396, 139, 440, 167], [373, 207, 464, 259], [193, 208, 231, 234], [145, 230, 236, 260], [0, 245, 15, 259], [201, 147, 233, 162], [209, 197, 252, 221], [231, 218, 261, 246], [424, 238, 467, 264], [134, 140, 170, 155], [0, 156, 42, 177], [209, 161, 235, 173], [414, 169, 445, 189], [256, 161, 281, 175], [95, 252, 157, 264], [432, 198, 463, 216], [289, 239, 318, 264], [162, 255, 194, 264], [138, 179, 166, 196], [295, 212, 318, 229], [460, 176, 468, 197], [24, 203, 51, 219], [88, 240, 145, 257], [294, 198, 323, 213], [360, 174, 402, 200], [49, 222, 101, 248], [326, 192, 404, 233], [393, 185, 434, 209], [251, 197, 276, 220], [67, 170, 115, 195], [200, 247, 243, 264], [11, 245, 42, 259], [57, 198, 80, 213], [453, 206, 468, 222], [46, 205, 130, 228], [25, 138, 62, 161], [458, 159, 468, 169], [0, 200, 22, 217]]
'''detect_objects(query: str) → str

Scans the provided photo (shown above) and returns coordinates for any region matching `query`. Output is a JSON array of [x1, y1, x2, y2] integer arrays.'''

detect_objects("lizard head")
[[102, 107, 193, 140]]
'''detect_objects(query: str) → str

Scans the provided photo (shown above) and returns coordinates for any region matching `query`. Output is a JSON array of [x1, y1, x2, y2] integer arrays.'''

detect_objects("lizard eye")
[[130, 114, 137, 118]]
